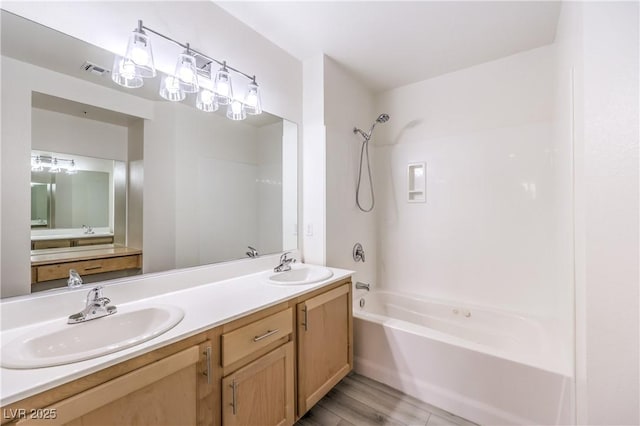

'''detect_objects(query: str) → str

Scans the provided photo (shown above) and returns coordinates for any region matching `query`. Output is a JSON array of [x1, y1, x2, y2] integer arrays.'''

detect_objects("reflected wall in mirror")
[[0, 10, 298, 297], [31, 152, 117, 230]]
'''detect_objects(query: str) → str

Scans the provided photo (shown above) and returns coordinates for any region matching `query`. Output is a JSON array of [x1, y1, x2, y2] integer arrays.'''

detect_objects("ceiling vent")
[[81, 61, 109, 77]]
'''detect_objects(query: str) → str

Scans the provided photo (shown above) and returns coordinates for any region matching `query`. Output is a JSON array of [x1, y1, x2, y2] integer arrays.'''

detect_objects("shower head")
[[353, 113, 390, 142], [376, 114, 390, 123]]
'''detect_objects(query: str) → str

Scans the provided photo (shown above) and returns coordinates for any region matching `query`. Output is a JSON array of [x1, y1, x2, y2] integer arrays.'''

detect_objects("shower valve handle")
[[353, 243, 365, 262]]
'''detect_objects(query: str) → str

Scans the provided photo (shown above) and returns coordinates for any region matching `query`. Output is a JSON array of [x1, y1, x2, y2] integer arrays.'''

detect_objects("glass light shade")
[[174, 53, 199, 93], [226, 99, 246, 121], [66, 160, 77, 175], [243, 80, 262, 115], [31, 156, 43, 172], [111, 55, 144, 88], [49, 159, 61, 174], [124, 30, 156, 78], [196, 89, 219, 112], [213, 67, 233, 105], [159, 75, 186, 102]]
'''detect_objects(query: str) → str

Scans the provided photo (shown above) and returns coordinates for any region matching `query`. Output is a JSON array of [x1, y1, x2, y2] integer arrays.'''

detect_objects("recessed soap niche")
[[407, 162, 426, 203]]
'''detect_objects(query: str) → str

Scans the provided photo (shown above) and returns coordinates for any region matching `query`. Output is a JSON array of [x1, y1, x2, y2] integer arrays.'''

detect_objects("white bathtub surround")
[[367, 44, 576, 423], [373, 45, 569, 322], [354, 291, 573, 425], [0, 254, 352, 405]]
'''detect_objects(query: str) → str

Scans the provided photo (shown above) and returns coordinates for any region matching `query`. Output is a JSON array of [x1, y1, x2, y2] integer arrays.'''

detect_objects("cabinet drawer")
[[35, 255, 142, 282], [75, 236, 114, 246], [32, 239, 71, 250], [221, 308, 292, 367]]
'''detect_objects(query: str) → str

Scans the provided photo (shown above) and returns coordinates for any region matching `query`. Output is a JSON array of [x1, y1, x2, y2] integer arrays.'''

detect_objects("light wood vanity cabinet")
[[9, 339, 214, 426], [222, 343, 294, 426], [220, 306, 295, 426], [2, 278, 353, 426], [296, 283, 353, 415], [30, 246, 142, 284]]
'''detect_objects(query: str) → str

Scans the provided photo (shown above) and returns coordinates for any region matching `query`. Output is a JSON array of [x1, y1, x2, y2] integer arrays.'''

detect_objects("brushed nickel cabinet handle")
[[84, 265, 103, 271], [231, 380, 237, 415], [302, 305, 308, 331], [253, 329, 279, 342], [202, 346, 211, 384]]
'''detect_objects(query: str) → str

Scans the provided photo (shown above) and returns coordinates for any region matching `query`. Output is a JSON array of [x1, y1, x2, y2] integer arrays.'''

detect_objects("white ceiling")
[[216, 1, 561, 92]]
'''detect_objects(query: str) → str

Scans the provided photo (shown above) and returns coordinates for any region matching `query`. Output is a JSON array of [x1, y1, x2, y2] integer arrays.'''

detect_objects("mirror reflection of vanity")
[[1, 10, 298, 296]]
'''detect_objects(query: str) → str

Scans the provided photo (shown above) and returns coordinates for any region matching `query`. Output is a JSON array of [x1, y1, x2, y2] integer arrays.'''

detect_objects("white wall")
[[373, 46, 570, 321], [323, 57, 377, 290], [302, 55, 326, 265], [257, 121, 283, 254], [282, 120, 298, 251], [0, 55, 152, 297], [31, 108, 128, 161], [565, 2, 639, 424], [172, 104, 260, 268]]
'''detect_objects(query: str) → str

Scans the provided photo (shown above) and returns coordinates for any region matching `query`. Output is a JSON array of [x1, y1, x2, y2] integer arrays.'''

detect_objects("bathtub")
[[353, 290, 574, 425]]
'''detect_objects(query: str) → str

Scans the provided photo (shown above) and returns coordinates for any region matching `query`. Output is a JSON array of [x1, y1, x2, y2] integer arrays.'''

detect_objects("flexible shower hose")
[[356, 139, 374, 212]]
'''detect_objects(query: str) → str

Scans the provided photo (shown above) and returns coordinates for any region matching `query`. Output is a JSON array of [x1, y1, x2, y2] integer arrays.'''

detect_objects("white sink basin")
[[1, 305, 184, 369], [267, 264, 333, 285]]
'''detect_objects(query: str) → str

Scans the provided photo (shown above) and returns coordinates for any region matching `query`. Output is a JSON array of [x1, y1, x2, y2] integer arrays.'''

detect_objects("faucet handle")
[[87, 286, 104, 303], [280, 251, 292, 263]]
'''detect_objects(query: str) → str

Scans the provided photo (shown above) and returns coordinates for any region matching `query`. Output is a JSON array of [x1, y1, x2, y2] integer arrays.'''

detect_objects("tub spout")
[[355, 282, 370, 291]]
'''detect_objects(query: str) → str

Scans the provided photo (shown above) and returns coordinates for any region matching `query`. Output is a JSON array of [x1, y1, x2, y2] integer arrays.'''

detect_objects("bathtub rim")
[[353, 290, 573, 378]]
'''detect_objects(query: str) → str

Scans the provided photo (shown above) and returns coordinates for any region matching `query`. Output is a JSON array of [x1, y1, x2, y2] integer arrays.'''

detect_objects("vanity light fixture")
[[48, 158, 61, 174], [227, 99, 247, 121], [31, 155, 44, 172], [159, 75, 186, 102], [196, 63, 219, 112], [67, 160, 78, 175], [243, 77, 262, 115], [174, 45, 199, 94], [112, 20, 262, 120], [213, 62, 233, 105], [31, 155, 78, 174]]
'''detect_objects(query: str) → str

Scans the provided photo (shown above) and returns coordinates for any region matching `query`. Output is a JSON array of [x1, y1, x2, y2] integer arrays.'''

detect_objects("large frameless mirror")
[[0, 10, 298, 297]]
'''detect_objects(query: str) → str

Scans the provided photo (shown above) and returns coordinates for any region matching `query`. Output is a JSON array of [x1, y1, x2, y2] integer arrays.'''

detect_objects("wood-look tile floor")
[[296, 374, 478, 426]]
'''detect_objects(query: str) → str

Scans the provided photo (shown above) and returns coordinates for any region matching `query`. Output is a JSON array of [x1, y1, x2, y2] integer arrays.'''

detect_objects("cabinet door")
[[297, 283, 352, 414], [222, 342, 294, 426], [17, 342, 213, 426]]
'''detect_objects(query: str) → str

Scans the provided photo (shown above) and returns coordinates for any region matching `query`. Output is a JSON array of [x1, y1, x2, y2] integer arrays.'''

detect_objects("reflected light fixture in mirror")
[[31, 155, 78, 175], [112, 20, 262, 120]]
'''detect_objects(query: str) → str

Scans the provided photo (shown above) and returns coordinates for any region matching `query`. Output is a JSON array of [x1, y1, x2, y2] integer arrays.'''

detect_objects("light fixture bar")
[[31, 155, 78, 174], [139, 22, 255, 82]]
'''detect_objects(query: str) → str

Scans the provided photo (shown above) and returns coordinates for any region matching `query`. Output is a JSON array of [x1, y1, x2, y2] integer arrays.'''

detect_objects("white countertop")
[[30, 228, 113, 241], [0, 264, 353, 406]]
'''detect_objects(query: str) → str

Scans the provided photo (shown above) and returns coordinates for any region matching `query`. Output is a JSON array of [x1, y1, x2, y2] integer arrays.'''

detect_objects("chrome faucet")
[[67, 269, 83, 288], [355, 282, 370, 291], [82, 224, 95, 235], [68, 286, 117, 324], [246, 246, 259, 258], [274, 252, 296, 272]]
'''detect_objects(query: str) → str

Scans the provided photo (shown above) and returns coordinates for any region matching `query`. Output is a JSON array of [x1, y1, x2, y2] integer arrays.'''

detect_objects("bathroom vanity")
[[30, 245, 142, 284], [0, 265, 353, 426]]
